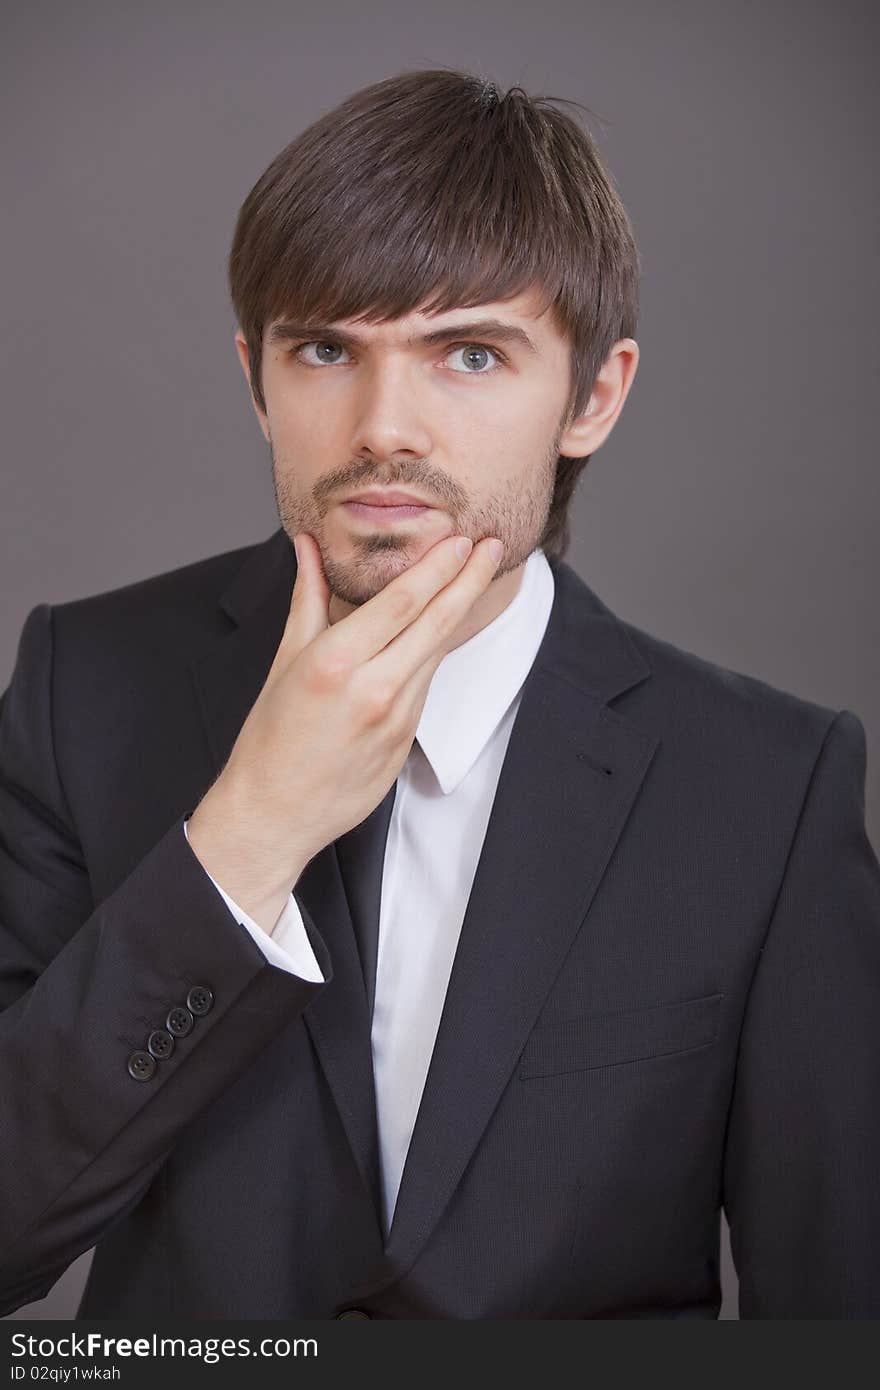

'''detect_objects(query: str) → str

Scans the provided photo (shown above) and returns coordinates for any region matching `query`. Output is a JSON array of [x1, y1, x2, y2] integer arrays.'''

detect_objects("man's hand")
[[186, 530, 503, 931]]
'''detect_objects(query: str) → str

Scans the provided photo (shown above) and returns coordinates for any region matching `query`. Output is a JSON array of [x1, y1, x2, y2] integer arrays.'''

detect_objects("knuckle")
[[306, 646, 351, 690], [361, 679, 396, 723], [384, 709, 410, 746]]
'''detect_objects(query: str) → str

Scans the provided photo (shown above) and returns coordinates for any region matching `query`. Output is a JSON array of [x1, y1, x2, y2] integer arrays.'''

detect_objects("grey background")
[[2, 0, 877, 1322]]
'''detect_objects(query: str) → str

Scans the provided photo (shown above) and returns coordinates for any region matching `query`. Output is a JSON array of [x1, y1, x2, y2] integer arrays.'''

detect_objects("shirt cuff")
[[183, 818, 325, 982]]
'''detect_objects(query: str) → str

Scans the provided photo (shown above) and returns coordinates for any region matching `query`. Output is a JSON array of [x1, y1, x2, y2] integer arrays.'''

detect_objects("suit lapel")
[[188, 528, 660, 1283], [375, 552, 659, 1275]]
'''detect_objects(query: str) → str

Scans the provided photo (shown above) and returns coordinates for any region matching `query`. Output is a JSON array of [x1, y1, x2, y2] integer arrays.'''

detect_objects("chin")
[[324, 546, 415, 608]]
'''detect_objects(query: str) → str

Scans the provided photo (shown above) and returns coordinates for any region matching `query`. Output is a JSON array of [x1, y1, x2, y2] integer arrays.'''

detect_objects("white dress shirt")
[[183, 545, 555, 1237]]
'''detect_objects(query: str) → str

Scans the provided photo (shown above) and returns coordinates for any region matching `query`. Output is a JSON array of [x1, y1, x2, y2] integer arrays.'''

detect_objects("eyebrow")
[[266, 317, 540, 355]]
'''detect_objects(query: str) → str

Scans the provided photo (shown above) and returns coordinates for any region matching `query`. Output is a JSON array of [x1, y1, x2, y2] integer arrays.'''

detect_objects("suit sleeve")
[[0, 603, 333, 1315], [721, 707, 880, 1317], [181, 820, 325, 982]]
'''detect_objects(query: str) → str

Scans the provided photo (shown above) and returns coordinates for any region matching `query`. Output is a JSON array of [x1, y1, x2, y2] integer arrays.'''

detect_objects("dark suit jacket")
[[1, 527, 878, 1319]]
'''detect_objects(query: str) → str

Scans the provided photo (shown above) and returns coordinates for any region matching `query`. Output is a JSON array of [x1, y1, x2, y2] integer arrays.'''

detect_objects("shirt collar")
[[414, 547, 555, 794]]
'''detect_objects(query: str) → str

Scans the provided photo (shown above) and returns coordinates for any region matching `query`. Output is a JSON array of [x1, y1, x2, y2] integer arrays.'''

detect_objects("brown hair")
[[228, 67, 640, 560]]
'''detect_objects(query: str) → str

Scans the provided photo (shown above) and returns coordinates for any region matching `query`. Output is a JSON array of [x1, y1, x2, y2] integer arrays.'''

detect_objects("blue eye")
[[289, 339, 506, 373], [446, 343, 504, 374], [295, 341, 352, 366]]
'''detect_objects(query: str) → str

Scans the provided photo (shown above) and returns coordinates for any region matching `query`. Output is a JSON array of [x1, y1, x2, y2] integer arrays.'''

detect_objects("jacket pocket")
[[518, 991, 724, 1079]]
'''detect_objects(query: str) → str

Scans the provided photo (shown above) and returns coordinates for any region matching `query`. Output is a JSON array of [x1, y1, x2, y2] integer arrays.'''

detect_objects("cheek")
[[463, 384, 557, 452], [262, 362, 322, 428], [265, 393, 314, 440], [266, 396, 345, 462], [460, 413, 553, 491]]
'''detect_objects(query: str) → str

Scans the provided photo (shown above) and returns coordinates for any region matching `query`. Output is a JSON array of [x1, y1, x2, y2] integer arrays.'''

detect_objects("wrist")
[[186, 778, 308, 915]]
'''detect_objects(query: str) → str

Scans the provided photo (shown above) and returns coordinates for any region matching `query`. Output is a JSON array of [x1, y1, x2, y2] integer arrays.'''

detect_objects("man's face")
[[237, 287, 590, 609]]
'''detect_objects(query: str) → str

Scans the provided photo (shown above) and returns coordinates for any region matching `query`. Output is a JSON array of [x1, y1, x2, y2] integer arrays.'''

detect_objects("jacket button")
[[147, 1028, 175, 1060], [186, 985, 214, 1017], [166, 1006, 194, 1037], [127, 1050, 157, 1082], [336, 1308, 371, 1319]]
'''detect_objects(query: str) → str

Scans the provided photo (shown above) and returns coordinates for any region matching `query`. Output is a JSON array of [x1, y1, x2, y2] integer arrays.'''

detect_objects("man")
[[1, 68, 878, 1320]]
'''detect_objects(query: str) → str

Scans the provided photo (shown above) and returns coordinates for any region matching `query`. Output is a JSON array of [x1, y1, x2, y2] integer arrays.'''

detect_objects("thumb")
[[288, 531, 331, 648]]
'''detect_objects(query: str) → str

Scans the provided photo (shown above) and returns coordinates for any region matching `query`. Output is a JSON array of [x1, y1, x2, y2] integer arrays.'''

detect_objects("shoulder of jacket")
[[52, 535, 263, 623], [615, 613, 844, 759]]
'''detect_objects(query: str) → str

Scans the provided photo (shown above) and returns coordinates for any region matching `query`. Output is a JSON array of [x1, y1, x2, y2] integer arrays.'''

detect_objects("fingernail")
[[488, 539, 503, 564], [455, 536, 473, 560], [293, 534, 301, 564]]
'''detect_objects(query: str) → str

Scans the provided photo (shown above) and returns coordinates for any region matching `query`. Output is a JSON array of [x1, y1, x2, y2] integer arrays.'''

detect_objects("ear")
[[557, 338, 640, 458], [234, 330, 271, 443]]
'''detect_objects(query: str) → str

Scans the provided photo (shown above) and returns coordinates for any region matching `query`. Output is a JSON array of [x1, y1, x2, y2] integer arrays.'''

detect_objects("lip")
[[343, 500, 432, 524], [345, 489, 433, 507]]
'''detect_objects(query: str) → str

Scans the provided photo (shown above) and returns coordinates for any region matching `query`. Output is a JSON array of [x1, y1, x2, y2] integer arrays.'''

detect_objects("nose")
[[347, 357, 433, 464]]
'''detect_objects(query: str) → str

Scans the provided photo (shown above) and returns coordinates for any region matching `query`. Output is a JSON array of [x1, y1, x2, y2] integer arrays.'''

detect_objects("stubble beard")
[[269, 430, 561, 609]]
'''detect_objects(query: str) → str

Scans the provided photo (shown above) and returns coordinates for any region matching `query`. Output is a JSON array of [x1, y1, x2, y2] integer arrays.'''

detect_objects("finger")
[[285, 531, 331, 649], [319, 531, 476, 667], [366, 536, 503, 686]]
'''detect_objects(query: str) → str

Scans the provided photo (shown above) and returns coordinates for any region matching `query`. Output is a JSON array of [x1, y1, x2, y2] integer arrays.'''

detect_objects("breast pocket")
[[518, 991, 724, 1079]]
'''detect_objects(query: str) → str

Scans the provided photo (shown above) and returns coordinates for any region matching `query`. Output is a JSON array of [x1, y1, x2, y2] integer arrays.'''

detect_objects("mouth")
[[346, 500, 436, 522], [342, 489, 435, 524]]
